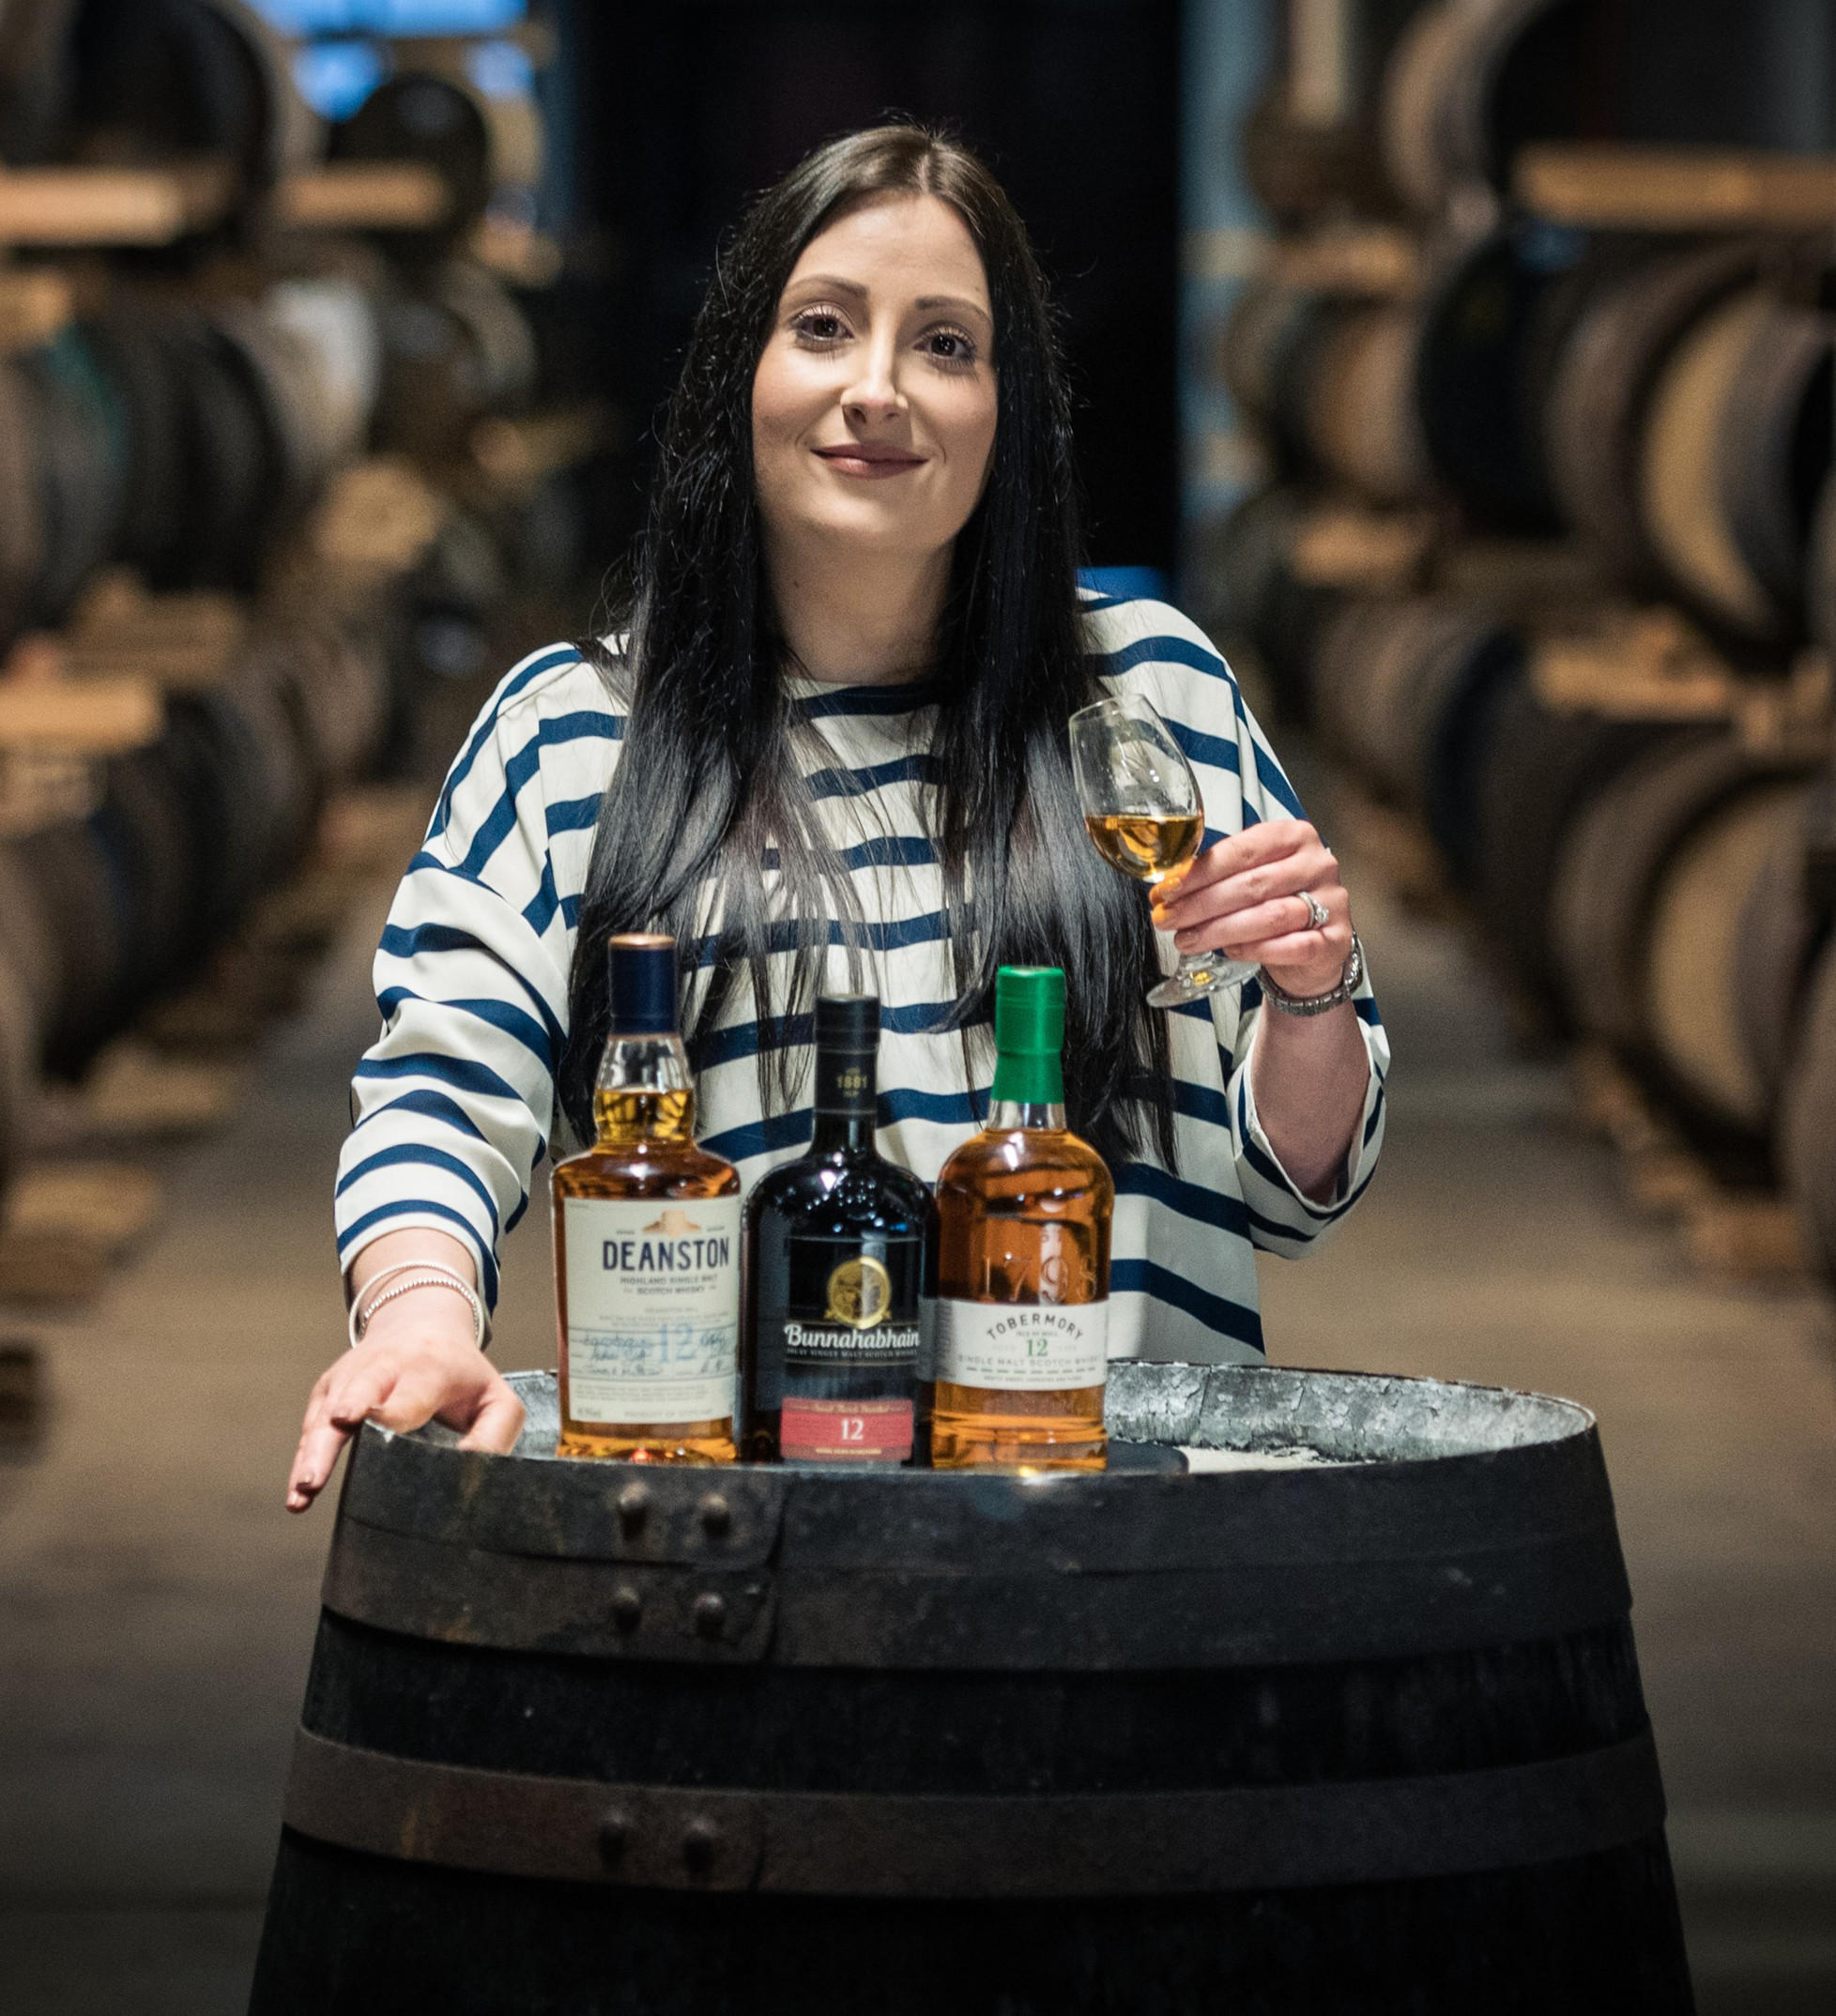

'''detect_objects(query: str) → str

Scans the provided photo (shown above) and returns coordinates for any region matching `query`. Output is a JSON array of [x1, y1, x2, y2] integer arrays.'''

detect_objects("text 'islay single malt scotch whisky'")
[[930, 967, 1113, 1472], [552, 934, 740, 1462], [742, 994, 933, 1464]]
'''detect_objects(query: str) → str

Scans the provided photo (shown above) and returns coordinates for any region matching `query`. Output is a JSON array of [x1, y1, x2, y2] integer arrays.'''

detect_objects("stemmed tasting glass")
[[1068, 694, 1259, 1008]]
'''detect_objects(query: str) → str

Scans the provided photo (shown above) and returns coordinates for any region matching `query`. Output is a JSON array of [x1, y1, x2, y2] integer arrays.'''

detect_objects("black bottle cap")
[[606, 934, 678, 1035], [816, 993, 879, 1053]]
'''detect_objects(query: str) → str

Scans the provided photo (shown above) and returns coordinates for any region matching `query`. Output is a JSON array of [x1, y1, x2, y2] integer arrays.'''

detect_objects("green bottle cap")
[[991, 967, 1065, 1107]]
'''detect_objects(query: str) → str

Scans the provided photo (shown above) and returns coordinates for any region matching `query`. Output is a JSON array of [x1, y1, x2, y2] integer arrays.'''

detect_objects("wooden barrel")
[[1779, 932, 1836, 1278], [86, 742, 205, 1021], [1414, 224, 1581, 531], [17, 328, 130, 623], [1543, 239, 1764, 590], [0, 361, 46, 647], [1550, 737, 1814, 1088], [1468, 673, 1687, 1026], [0, 840, 60, 1036], [1808, 473, 1836, 655], [1298, 300, 1434, 506], [1634, 291, 1830, 643], [1735, 786, 1829, 1115], [1643, 777, 1813, 1135], [163, 312, 277, 589], [1717, 306, 1834, 627], [250, 1363, 1691, 2015], [12, 817, 127, 1077], [1191, 485, 1339, 723], [1216, 279, 1337, 469], [0, 936, 37, 1209], [1380, 0, 1593, 217], [1240, 87, 1394, 227], [330, 69, 535, 259], [76, 310, 192, 589], [67, 0, 318, 204]]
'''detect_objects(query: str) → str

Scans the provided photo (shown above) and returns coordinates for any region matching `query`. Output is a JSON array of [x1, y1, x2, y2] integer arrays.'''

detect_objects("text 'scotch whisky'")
[[741, 994, 933, 1464], [930, 966, 1113, 1472], [552, 934, 740, 1462]]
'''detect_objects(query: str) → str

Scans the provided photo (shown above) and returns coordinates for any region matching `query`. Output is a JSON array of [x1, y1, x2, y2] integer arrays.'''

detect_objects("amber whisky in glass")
[[930, 966, 1113, 1472], [552, 934, 740, 1462]]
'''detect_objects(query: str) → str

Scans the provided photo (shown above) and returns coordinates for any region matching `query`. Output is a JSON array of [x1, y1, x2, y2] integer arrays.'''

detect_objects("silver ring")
[[1302, 890, 1329, 931]]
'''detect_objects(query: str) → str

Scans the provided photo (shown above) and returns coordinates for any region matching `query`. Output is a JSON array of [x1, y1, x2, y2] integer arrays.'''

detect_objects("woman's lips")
[[812, 444, 926, 480]]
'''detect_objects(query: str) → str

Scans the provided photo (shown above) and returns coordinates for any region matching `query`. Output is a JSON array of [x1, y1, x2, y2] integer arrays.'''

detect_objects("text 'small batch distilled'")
[[551, 934, 741, 1463], [931, 966, 1114, 1472], [742, 994, 932, 1465]]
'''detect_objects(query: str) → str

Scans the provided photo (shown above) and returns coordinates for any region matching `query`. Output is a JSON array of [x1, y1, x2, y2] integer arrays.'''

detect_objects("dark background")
[[563, 0, 1183, 577]]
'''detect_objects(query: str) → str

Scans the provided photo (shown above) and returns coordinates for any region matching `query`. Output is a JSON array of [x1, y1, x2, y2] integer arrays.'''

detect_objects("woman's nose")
[[842, 334, 904, 420]]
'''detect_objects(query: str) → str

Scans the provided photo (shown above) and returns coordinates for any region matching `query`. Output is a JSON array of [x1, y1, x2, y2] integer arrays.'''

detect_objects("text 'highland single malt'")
[[552, 933, 740, 1463], [742, 994, 933, 1464], [930, 966, 1113, 1472]]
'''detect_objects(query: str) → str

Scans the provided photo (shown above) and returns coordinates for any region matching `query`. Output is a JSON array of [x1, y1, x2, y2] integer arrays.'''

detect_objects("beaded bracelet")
[[347, 1260, 488, 1352]]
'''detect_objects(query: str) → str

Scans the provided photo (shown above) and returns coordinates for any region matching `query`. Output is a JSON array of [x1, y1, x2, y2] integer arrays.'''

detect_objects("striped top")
[[335, 593, 1388, 1363]]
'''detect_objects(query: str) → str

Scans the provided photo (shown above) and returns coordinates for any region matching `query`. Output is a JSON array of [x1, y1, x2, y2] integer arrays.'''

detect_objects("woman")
[[288, 125, 1385, 1510]]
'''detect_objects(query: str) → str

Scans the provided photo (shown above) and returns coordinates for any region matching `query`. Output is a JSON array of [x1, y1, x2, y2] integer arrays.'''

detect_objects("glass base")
[[1148, 955, 1260, 1008]]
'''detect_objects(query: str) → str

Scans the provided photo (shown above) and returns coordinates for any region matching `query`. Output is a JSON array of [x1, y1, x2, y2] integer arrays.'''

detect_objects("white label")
[[917, 1296, 938, 1382], [562, 1195, 742, 1426], [934, 1299, 1109, 1392]]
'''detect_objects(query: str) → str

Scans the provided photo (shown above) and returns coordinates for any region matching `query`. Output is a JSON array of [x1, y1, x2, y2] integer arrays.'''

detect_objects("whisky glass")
[[1068, 695, 1258, 1007]]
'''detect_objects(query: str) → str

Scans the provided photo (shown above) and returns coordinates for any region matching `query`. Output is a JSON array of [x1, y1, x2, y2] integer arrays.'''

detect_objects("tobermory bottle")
[[552, 933, 740, 1462], [742, 994, 933, 1464], [930, 966, 1113, 1472]]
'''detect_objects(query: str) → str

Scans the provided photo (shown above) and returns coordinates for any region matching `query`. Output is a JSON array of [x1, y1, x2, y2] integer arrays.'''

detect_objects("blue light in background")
[[467, 37, 532, 99], [292, 38, 389, 120], [248, 0, 525, 33]]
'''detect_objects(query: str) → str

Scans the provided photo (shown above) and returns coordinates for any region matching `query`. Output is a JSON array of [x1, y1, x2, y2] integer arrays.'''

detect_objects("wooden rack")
[[1517, 145, 1836, 233]]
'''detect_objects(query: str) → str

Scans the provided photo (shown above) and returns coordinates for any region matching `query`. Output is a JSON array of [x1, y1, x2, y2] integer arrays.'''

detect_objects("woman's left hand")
[[1151, 817, 1353, 999]]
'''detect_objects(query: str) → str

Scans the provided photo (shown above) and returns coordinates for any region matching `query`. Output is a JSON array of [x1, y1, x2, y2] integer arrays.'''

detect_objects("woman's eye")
[[791, 310, 849, 344], [923, 328, 977, 366]]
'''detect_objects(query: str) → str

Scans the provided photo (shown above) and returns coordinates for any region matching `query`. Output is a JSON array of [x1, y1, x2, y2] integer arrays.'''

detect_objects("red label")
[[780, 1397, 914, 1461]]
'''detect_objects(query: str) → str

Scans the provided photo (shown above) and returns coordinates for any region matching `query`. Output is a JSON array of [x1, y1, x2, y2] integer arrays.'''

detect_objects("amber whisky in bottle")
[[742, 994, 932, 1464], [552, 933, 740, 1462], [930, 966, 1113, 1472]]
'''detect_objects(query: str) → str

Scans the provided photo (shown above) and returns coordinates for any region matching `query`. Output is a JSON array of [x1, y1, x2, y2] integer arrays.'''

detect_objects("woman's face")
[[752, 192, 998, 567]]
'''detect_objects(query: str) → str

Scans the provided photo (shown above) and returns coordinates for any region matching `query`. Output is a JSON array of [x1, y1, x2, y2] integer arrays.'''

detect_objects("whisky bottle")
[[742, 995, 932, 1464], [552, 933, 740, 1462], [931, 966, 1113, 1472]]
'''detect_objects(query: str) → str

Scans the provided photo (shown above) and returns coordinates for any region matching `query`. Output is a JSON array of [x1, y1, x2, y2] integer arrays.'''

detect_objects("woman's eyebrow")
[[913, 295, 991, 321], [783, 276, 989, 323]]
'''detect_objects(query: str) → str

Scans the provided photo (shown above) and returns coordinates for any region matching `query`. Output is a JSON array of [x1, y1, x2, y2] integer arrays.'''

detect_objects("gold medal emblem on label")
[[825, 1255, 893, 1329]]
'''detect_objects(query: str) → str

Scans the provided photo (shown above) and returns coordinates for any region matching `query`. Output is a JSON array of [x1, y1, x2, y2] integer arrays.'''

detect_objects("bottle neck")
[[593, 1032, 695, 1146], [987, 1099, 1068, 1132], [988, 1045, 1063, 1118], [809, 1043, 878, 1157]]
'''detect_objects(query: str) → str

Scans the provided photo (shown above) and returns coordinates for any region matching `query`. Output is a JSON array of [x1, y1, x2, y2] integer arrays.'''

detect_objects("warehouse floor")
[[1, 787, 1833, 2014]]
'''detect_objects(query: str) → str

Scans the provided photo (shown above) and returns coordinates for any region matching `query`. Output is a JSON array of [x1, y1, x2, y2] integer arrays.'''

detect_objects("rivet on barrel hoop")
[[611, 1585, 642, 1631], [697, 1492, 731, 1537], [616, 1483, 650, 1535], [681, 1817, 720, 1876], [693, 1592, 727, 1638], [598, 1810, 632, 1863]]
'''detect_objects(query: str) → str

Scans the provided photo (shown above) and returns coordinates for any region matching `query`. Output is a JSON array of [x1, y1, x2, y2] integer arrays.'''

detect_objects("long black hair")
[[561, 123, 1176, 1170]]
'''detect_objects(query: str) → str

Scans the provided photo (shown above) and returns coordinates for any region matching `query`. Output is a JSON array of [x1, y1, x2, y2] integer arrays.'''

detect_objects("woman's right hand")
[[286, 1285, 526, 1513]]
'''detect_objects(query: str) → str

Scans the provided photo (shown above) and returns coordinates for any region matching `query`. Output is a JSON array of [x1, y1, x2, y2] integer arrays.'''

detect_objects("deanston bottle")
[[930, 966, 1113, 1472], [551, 934, 740, 1463], [742, 995, 932, 1464]]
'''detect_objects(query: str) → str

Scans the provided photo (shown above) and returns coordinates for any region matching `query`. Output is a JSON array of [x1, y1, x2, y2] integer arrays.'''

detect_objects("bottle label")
[[934, 1299, 1109, 1391], [755, 1230, 923, 1461], [780, 1396, 914, 1461], [562, 1195, 741, 1426]]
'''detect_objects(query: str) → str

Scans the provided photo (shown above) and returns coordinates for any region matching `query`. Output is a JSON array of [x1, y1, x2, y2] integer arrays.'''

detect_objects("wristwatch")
[[1258, 933, 1364, 1017]]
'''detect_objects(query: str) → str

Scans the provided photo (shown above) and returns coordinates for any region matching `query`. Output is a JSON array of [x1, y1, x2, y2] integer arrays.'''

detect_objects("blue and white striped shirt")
[[335, 594, 1388, 1362]]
